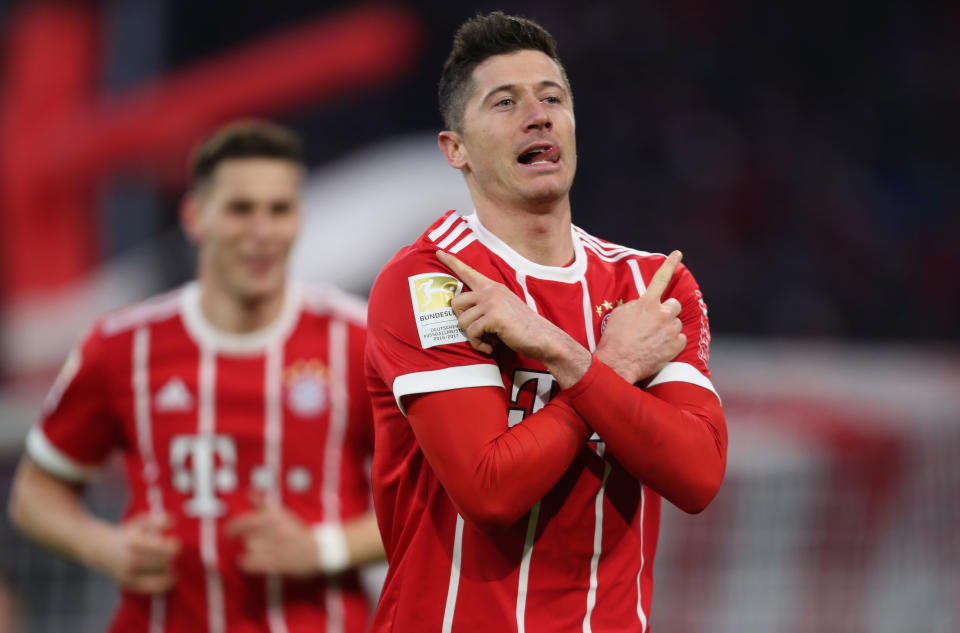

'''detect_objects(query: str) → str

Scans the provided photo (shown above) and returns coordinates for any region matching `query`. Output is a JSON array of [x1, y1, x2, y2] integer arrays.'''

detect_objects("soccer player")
[[8, 121, 384, 633], [364, 12, 727, 632]]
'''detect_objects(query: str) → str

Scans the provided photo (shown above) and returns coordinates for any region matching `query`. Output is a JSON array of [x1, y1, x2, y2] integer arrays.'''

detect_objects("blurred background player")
[[364, 12, 726, 632], [7, 121, 384, 633]]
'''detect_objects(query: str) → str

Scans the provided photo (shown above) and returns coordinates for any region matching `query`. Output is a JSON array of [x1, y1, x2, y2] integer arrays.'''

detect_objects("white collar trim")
[[180, 281, 302, 354], [464, 212, 587, 283]]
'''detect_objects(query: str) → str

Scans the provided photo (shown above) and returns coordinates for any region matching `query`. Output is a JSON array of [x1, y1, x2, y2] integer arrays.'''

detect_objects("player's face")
[[454, 49, 577, 209], [190, 158, 301, 303]]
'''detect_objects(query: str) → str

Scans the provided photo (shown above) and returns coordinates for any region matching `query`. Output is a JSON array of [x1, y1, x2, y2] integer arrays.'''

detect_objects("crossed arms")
[[403, 251, 727, 530]]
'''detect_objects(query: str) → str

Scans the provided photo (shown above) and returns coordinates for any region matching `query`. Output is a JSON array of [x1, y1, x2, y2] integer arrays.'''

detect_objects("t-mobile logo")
[[507, 369, 556, 426], [169, 435, 238, 517]]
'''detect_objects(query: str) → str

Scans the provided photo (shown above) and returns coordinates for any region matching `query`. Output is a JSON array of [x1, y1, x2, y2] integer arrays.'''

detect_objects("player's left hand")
[[226, 492, 320, 578]]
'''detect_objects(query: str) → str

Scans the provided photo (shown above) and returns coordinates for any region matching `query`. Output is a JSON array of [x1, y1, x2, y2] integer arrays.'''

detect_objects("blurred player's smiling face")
[[440, 49, 577, 211], [186, 158, 301, 304]]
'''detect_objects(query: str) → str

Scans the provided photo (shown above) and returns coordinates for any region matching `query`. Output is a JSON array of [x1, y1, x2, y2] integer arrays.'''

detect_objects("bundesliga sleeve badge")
[[407, 273, 469, 349]]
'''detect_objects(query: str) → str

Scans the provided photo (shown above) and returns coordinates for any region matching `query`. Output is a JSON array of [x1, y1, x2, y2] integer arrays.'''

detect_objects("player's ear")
[[438, 131, 468, 170], [180, 192, 204, 244]]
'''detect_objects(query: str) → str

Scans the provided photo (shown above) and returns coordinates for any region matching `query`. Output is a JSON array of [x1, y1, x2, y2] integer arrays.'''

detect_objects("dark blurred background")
[[0, 1, 957, 632], [3, 0, 958, 340]]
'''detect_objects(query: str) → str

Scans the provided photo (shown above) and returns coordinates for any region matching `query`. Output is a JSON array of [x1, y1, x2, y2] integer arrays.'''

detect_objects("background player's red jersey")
[[365, 211, 719, 633], [28, 281, 374, 633]]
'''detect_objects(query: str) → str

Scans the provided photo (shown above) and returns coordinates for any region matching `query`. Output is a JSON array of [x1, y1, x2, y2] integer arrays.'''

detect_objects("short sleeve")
[[642, 263, 720, 400], [27, 324, 122, 482], [366, 253, 504, 414]]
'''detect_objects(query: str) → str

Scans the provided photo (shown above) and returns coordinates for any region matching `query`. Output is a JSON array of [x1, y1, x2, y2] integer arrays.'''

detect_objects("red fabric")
[[366, 210, 724, 632], [406, 387, 589, 529], [30, 283, 374, 633], [568, 358, 727, 513], [405, 359, 725, 528]]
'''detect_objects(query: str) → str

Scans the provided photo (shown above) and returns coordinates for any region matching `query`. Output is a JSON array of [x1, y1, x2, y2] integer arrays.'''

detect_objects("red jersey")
[[365, 211, 720, 633], [28, 281, 374, 633]]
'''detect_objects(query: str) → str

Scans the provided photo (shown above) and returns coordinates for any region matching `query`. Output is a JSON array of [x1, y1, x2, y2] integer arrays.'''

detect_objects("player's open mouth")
[[245, 256, 276, 275], [517, 144, 560, 165]]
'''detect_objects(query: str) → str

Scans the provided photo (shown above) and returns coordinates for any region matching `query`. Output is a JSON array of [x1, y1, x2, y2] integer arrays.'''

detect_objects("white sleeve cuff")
[[392, 363, 504, 415], [644, 362, 721, 403], [26, 427, 101, 483], [313, 523, 350, 574]]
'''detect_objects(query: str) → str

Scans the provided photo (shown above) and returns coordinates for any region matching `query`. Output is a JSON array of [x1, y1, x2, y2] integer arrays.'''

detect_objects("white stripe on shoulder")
[[574, 227, 651, 257], [437, 221, 471, 250], [645, 362, 720, 401], [449, 233, 477, 254], [581, 242, 645, 263], [26, 427, 101, 482], [298, 282, 367, 325], [575, 229, 654, 264], [392, 364, 503, 415], [101, 287, 184, 336], [574, 228, 631, 256], [428, 212, 463, 243]]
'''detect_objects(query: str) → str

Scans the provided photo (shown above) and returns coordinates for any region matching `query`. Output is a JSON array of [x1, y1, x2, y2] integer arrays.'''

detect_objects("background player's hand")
[[595, 251, 686, 384], [93, 514, 180, 594], [227, 493, 320, 578], [437, 250, 591, 387]]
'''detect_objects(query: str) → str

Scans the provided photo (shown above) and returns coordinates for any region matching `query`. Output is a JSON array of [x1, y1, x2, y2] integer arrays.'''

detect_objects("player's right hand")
[[93, 514, 180, 594], [436, 249, 593, 388], [595, 250, 687, 385]]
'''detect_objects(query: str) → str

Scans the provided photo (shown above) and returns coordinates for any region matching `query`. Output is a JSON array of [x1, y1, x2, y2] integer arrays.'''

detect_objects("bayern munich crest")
[[595, 297, 624, 335], [284, 360, 329, 417]]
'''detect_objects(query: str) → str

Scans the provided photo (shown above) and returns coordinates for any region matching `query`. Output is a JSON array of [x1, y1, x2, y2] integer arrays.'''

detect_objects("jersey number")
[[507, 369, 557, 426]]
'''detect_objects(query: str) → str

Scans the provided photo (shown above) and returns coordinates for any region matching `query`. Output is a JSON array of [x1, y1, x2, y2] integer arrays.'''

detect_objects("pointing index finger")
[[436, 250, 491, 289], [645, 250, 682, 302]]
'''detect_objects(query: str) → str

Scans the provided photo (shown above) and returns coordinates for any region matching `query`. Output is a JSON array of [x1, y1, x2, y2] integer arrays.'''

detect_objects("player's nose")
[[523, 99, 552, 131]]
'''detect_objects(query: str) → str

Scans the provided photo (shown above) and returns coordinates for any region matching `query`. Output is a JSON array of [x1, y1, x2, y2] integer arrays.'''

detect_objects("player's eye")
[[227, 200, 254, 215], [495, 98, 514, 108], [543, 95, 561, 104], [271, 201, 293, 216]]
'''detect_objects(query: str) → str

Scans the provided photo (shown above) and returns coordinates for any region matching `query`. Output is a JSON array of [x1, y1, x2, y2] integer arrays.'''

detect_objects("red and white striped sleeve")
[[26, 324, 122, 482], [366, 247, 503, 414]]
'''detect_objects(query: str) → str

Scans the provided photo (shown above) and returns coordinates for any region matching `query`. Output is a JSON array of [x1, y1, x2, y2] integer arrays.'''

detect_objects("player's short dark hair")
[[438, 11, 570, 133], [189, 120, 303, 192]]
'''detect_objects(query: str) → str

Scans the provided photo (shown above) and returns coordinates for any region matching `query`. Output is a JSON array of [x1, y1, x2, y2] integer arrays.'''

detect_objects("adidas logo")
[[155, 377, 194, 412]]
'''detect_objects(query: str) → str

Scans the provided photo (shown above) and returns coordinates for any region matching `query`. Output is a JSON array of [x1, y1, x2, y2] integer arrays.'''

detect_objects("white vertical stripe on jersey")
[[582, 460, 612, 633], [326, 577, 346, 633], [264, 341, 290, 633], [515, 273, 538, 310], [428, 212, 461, 242], [199, 347, 225, 633], [626, 258, 650, 632], [513, 272, 541, 633], [449, 233, 476, 254], [626, 259, 647, 296], [133, 327, 167, 633], [627, 252, 647, 633], [322, 318, 349, 633], [635, 485, 648, 632], [516, 501, 541, 633], [441, 515, 465, 633], [437, 221, 468, 249], [578, 278, 597, 352]]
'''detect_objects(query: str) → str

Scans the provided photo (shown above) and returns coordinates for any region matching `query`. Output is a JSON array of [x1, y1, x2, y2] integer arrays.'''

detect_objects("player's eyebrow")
[[481, 80, 567, 105]]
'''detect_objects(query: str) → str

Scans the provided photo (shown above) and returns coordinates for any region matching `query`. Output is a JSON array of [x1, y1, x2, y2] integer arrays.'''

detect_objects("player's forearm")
[[565, 359, 727, 514], [408, 389, 590, 531], [342, 512, 386, 568], [8, 458, 115, 569]]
